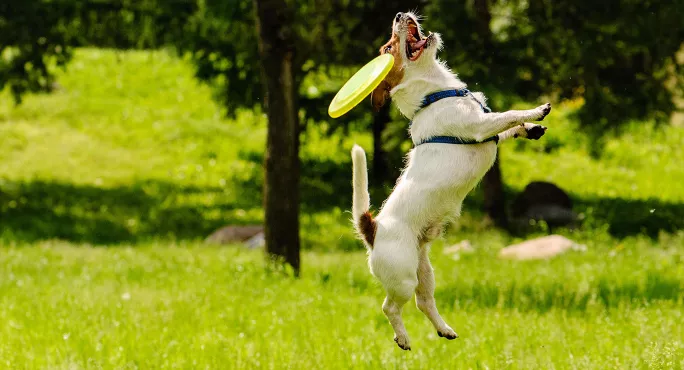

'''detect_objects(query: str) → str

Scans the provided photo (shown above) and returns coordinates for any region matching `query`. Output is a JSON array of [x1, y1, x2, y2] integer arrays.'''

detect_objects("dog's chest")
[[410, 144, 496, 186], [390, 88, 422, 119]]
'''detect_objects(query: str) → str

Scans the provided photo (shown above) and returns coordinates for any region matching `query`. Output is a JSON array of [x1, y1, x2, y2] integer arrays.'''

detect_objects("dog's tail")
[[351, 145, 376, 248]]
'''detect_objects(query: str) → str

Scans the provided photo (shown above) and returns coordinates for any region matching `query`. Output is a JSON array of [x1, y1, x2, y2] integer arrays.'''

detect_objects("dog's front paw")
[[437, 326, 459, 340], [535, 103, 552, 121], [524, 123, 547, 140], [394, 335, 411, 351]]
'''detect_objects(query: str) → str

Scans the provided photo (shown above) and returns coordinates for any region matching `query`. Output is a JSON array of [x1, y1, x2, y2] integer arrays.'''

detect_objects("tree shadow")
[[576, 195, 684, 238], [237, 148, 684, 239], [463, 186, 684, 239], [235, 150, 354, 213], [2, 153, 681, 244], [0, 179, 260, 244]]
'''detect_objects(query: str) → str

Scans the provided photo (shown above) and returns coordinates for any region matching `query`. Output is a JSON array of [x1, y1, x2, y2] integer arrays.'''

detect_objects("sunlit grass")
[[0, 241, 682, 368]]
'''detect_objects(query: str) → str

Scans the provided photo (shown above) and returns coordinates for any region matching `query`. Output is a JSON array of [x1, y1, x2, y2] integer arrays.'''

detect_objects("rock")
[[244, 232, 265, 249], [498, 234, 585, 260], [443, 240, 474, 255], [512, 181, 577, 228], [50, 82, 64, 92], [205, 225, 264, 247]]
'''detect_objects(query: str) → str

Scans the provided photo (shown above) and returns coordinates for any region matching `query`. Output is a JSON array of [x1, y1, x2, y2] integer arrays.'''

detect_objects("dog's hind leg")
[[382, 286, 415, 350], [372, 237, 419, 350], [415, 246, 458, 340]]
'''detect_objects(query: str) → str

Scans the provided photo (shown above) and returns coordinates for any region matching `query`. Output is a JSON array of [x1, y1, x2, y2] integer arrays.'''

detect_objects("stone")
[[443, 240, 474, 255], [498, 234, 585, 260], [244, 231, 265, 249], [205, 225, 264, 247]]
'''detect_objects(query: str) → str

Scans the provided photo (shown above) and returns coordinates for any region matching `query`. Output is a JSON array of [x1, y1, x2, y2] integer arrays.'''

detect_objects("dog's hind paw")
[[437, 327, 459, 340], [394, 335, 411, 351]]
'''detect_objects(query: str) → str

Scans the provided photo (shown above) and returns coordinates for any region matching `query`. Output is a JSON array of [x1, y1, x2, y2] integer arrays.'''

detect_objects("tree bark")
[[483, 154, 508, 228], [474, 0, 508, 228], [253, 0, 300, 275], [473, 0, 493, 49], [372, 103, 391, 184]]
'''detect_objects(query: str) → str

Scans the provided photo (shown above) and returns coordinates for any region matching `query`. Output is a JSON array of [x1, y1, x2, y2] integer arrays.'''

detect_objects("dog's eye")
[[384, 46, 392, 54]]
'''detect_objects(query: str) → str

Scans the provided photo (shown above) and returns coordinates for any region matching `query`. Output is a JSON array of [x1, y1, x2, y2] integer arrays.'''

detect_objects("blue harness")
[[410, 89, 498, 146]]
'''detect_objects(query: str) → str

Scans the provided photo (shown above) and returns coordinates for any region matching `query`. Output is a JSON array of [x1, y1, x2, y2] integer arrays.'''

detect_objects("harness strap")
[[416, 135, 498, 146], [410, 89, 497, 147], [420, 89, 472, 109]]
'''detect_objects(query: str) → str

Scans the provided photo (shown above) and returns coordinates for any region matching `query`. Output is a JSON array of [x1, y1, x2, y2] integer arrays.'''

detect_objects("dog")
[[351, 11, 551, 350]]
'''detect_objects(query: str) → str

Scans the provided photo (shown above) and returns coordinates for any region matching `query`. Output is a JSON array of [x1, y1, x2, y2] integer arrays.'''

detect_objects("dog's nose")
[[395, 12, 402, 22]]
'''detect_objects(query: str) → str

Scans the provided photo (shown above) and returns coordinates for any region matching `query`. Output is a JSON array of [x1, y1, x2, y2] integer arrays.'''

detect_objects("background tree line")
[[2, 0, 682, 274]]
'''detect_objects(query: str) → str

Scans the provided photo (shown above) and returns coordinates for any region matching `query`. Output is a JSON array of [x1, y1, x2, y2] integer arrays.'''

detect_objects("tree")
[[502, 0, 684, 135], [252, 0, 301, 275], [372, 104, 392, 184], [425, 0, 510, 227], [179, 0, 419, 272], [474, 0, 507, 228], [0, 1, 77, 103], [0, 0, 196, 104], [426, 0, 684, 226]]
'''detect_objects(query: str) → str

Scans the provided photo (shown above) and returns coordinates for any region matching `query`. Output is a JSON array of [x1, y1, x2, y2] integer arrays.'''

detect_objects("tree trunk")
[[473, 0, 493, 49], [372, 103, 390, 184], [473, 0, 508, 228], [253, 0, 300, 275], [483, 154, 508, 228]]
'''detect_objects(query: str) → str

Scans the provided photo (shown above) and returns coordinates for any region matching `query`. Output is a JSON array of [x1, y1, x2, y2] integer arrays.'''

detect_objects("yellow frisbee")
[[328, 54, 394, 118]]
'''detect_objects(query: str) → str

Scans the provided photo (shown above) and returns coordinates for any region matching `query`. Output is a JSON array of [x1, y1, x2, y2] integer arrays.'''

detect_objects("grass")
[[1, 49, 683, 247], [1, 241, 683, 369], [1, 48, 684, 368]]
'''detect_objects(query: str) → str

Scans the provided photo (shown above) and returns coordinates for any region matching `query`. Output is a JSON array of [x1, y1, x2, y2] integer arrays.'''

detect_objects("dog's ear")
[[371, 80, 390, 111]]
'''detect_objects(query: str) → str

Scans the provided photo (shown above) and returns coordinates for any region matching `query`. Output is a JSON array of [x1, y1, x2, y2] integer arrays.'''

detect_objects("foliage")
[[175, 0, 260, 114], [71, 0, 196, 49], [518, 0, 683, 131], [428, 0, 684, 133], [0, 1, 77, 103], [423, 1, 500, 90], [0, 0, 195, 104], [178, 0, 421, 115]]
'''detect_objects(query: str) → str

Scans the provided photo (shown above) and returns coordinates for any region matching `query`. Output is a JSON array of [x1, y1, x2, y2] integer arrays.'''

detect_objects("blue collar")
[[410, 89, 497, 146]]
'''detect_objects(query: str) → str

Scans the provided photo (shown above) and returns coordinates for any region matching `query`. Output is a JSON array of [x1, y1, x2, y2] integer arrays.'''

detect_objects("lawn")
[[1, 242, 683, 368], [1, 48, 683, 368]]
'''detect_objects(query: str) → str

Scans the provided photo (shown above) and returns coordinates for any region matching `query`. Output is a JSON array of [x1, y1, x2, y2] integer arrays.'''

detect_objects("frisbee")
[[328, 54, 394, 118]]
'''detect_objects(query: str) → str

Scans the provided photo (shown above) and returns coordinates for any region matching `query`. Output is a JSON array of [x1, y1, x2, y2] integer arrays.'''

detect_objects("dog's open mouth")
[[406, 20, 428, 61]]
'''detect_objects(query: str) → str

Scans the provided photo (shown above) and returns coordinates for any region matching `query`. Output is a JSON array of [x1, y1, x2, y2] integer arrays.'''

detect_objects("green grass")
[[1, 241, 683, 369], [1, 48, 684, 368], [2, 49, 683, 249]]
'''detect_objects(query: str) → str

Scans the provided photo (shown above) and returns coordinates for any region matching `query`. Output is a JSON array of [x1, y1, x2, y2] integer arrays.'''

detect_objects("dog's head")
[[371, 11, 443, 110]]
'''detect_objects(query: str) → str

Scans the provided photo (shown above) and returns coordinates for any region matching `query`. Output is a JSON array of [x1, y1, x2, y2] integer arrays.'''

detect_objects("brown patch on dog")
[[371, 33, 404, 111], [358, 211, 377, 247]]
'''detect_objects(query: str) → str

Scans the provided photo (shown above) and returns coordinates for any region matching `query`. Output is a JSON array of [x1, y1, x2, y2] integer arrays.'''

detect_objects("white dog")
[[352, 12, 551, 350]]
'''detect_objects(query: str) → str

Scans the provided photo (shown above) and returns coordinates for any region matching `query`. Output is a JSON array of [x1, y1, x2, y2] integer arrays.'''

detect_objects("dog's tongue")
[[411, 39, 427, 50]]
